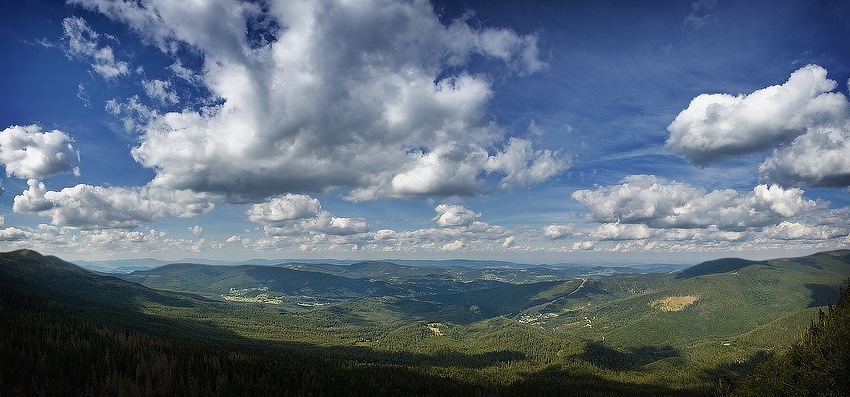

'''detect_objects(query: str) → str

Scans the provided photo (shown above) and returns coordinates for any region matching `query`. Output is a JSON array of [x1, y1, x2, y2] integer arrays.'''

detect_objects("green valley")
[[2, 248, 849, 396]]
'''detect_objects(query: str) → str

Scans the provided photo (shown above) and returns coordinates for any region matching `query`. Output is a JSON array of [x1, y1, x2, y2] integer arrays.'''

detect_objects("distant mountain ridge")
[[72, 256, 689, 274], [125, 262, 409, 299], [120, 261, 515, 306], [118, 258, 674, 307]]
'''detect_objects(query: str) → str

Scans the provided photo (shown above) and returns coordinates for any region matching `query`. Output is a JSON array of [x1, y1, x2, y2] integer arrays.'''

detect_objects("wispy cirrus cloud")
[[142, 79, 179, 105], [61, 16, 129, 79], [684, 0, 719, 29]]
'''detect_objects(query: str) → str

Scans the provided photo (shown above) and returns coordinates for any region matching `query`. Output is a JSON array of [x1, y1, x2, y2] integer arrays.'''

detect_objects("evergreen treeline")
[[733, 282, 850, 396], [0, 284, 494, 397]]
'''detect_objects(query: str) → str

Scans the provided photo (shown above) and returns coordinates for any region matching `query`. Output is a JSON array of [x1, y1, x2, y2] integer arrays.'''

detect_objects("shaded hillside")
[[123, 263, 405, 298], [673, 250, 850, 280], [119, 262, 511, 306], [673, 257, 766, 279], [0, 282, 496, 397], [733, 282, 850, 396], [0, 249, 251, 341], [0, 249, 196, 312]]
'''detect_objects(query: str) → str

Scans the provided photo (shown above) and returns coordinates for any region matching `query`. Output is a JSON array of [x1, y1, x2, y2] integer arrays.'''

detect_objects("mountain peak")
[[675, 257, 766, 279]]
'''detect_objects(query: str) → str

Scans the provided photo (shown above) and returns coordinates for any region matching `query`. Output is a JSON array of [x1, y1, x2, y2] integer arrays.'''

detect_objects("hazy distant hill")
[[278, 260, 446, 278], [71, 257, 348, 273], [118, 262, 516, 307], [73, 255, 688, 275], [277, 260, 613, 283]]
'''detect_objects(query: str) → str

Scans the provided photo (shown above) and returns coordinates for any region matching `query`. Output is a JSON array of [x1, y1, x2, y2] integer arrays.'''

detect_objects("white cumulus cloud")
[[0, 125, 80, 179], [0, 226, 30, 241], [246, 201, 518, 253], [667, 64, 849, 165], [758, 121, 850, 187], [12, 179, 214, 229], [572, 175, 825, 231], [246, 194, 321, 225], [585, 223, 653, 241], [762, 221, 846, 241], [542, 223, 575, 239], [550, 175, 850, 253], [432, 204, 481, 227], [71, 0, 564, 203], [248, 195, 368, 236]]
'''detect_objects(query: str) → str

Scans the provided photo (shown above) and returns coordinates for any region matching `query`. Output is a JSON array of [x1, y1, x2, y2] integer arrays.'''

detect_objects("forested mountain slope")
[[733, 282, 850, 395], [2, 248, 849, 396], [548, 258, 847, 348], [117, 259, 640, 306]]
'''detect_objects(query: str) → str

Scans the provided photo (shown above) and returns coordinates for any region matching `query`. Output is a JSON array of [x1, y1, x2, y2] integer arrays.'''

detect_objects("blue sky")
[[1, 0, 849, 264]]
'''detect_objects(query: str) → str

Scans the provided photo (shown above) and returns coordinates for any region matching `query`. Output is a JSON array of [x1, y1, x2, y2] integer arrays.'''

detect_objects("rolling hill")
[[122, 262, 405, 301], [116, 259, 647, 307], [2, 248, 849, 396], [117, 262, 513, 308], [550, 251, 850, 347]]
